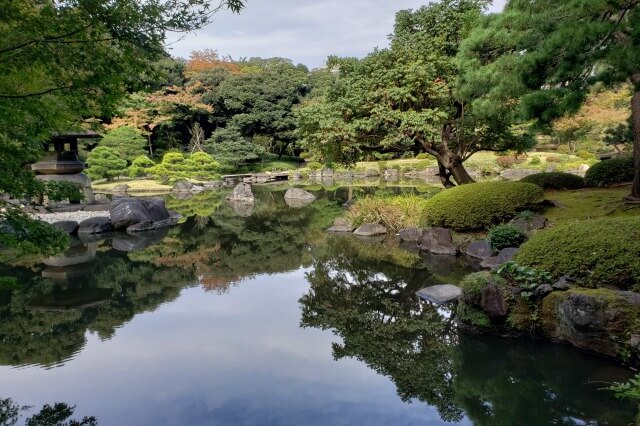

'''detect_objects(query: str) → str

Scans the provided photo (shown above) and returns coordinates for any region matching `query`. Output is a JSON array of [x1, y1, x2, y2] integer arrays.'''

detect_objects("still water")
[[0, 186, 637, 425]]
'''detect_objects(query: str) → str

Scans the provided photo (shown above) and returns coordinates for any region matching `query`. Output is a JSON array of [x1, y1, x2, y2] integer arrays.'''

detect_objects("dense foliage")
[[584, 156, 635, 187], [99, 126, 149, 162], [520, 172, 585, 190], [346, 194, 431, 231], [516, 216, 640, 291], [86, 146, 128, 181], [424, 182, 543, 230], [146, 152, 221, 182], [488, 224, 527, 253]]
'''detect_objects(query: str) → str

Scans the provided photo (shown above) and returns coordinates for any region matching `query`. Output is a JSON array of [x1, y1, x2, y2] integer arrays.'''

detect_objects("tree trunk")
[[630, 86, 640, 200]]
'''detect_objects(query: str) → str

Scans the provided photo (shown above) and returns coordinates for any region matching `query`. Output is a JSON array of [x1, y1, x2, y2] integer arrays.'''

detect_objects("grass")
[[542, 186, 640, 225], [346, 194, 431, 231], [93, 179, 173, 193]]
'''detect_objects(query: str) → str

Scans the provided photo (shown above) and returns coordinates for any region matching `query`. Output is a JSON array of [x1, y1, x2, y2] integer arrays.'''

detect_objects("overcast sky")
[[166, 0, 507, 69]]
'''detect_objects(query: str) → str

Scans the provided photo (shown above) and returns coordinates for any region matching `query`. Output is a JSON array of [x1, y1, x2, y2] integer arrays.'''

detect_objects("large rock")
[[509, 214, 547, 234], [284, 188, 316, 208], [354, 223, 387, 237], [398, 227, 423, 243], [226, 183, 254, 202], [480, 247, 519, 270], [327, 217, 355, 233], [109, 198, 172, 230], [112, 227, 169, 252], [481, 285, 507, 318], [416, 284, 463, 305], [52, 220, 79, 235], [77, 217, 113, 235], [465, 240, 493, 260], [419, 227, 457, 256]]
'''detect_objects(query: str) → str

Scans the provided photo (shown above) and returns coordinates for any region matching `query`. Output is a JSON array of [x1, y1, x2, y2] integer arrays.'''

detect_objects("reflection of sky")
[[1, 269, 469, 425]]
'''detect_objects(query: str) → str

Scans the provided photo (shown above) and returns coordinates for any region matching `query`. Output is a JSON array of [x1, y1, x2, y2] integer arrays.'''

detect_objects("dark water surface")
[[0, 186, 637, 425]]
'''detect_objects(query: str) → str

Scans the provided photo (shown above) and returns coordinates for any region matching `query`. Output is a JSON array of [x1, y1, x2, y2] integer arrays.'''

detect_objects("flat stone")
[[398, 227, 423, 243], [354, 223, 387, 237], [52, 220, 79, 235], [77, 217, 113, 235], [416, 284, 463, 305], [419, 227, 457, 256], [479, 247, 519, 270], [465, 240, 493, 260], [109, 198, 171, 230]]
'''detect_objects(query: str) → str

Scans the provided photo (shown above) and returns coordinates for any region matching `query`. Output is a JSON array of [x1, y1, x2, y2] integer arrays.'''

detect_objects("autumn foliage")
[[185, 49, 240, 77]]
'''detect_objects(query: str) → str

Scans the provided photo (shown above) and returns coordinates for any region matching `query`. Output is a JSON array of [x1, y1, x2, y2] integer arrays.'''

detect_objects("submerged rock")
[[354, 223, 387, 237], [419, 227, 457, 256], [416, 284, 463, 305], [52, 220, 79, 235]]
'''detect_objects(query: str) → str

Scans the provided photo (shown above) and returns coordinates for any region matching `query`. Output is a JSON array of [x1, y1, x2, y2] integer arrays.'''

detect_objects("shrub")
[[515, 216, 640, 290], [520, 172, 585, 190], [416, 153, 430, 160], [100, 126, 148, 163], [86, 146, 128, 181], [346, 194, 430, 231], [529, 157, 541, 166], [306, 161, 323, 170], [584, 156, 634, 187], [497, 262, 554, 300], [545, 156, 561, 163], [488, 224, 527, 253], [128, 155, 155, 177], [576, 149, 596, 160], [423, 182, 544, 230], [146, 152, 221, 182]]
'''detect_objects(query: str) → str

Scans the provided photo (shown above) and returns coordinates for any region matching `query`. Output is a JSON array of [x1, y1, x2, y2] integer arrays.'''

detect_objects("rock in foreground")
[[416, 284, 463, 305], [354, 223, 387, 237], [419, 227, 457, 255], [110, 198, 172, 230]]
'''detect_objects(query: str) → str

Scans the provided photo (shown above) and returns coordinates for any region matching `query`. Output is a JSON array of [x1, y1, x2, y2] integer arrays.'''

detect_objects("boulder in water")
[[226, 183, 254, 202], [354, 223, 387, 236], [109, 198, 171, 230]]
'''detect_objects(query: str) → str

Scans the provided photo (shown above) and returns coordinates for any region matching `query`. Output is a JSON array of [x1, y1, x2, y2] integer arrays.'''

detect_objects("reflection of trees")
[[301, 235, 637, 425], [300, 236, 465, 422], [0, 397, 96, 425]]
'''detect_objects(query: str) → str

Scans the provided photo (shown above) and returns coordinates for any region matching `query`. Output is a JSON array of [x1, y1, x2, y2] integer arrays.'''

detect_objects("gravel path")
[[34, 211, 110, 224]]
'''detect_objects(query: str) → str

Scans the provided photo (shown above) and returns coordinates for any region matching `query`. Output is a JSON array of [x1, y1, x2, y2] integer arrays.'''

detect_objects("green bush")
[[306, 161, 323, 170], [416, 153, 430, 160], [520, 172, 585, 190], [515, 216, 640, 290], [146, 152, 221, 182], [128, 155, 155, 177], [584, 156, 634, 187], [488, 224, 527, 253], [576, 149, 596, 160], [100, 126, 148, 163], [424, 182, 544, 230], [86, 146, 128, 181], [529, 157, 541, 166]]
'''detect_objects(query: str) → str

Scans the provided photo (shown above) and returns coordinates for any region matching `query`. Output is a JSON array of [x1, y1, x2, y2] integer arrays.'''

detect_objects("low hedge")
[[520, 172, 584, 190], [423, 182, 544, 231], [515, 216, 640, 291], [584, 156, 634, 187]]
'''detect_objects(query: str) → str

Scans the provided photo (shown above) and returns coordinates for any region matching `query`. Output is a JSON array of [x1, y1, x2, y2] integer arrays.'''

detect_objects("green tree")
[[86, 147, 128, 181], [204, 127, 265, 168], [100, 126, 148, 161], [297, 1, 532, 187], [457, 0, 640, 199], [0, 0, 244, 257]]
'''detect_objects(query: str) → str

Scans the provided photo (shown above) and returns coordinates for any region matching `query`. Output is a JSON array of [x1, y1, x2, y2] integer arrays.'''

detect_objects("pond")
[[0, 185, 637, 425]]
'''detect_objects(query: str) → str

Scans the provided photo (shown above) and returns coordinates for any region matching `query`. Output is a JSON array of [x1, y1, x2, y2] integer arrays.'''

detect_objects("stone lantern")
[[31, 132, 101, 205]]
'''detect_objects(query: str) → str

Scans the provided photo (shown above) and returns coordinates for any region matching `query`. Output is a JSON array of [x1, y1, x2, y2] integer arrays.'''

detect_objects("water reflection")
[[0, 185, 637, 425]]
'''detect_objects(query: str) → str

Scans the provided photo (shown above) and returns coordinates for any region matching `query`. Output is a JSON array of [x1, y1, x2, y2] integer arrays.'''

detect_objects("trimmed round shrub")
[[488, 224, 527, 253], [424, 182, 544, 230], [515, 216, 640, 290], [520, 172, 585, 190], [416, 153, 430, 160], [584, 156, 634, 187], [306, 161, 323, 170]]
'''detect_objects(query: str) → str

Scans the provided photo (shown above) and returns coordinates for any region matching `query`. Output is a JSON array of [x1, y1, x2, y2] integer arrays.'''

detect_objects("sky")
[[166, 0, 507, 69]]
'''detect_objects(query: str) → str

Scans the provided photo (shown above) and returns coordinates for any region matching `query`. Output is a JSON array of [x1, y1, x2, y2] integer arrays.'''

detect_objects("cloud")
[[166, 0, 507, 68]]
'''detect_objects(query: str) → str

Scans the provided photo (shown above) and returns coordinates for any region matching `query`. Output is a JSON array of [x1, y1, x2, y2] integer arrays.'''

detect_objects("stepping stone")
[[416, 284, 463, 305], [354, 223, 387, 236]]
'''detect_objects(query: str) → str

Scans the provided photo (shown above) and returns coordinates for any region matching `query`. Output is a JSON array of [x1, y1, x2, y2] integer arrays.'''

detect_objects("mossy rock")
[[516, 216, 640, 291], [520, 172, 584, 190], [541, 288, 640, 364], [424, 182, 543, 231]]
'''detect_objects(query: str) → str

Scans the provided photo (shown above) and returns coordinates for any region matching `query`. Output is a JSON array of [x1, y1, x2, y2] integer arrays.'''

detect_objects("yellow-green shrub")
[[346, 194, 430, 231], [515, 216, 640, 290], [424, 182, 543, 230]]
